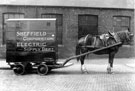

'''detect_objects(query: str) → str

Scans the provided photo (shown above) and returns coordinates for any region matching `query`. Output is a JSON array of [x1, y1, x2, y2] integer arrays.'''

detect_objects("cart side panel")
[[6, 19, 58, 63]]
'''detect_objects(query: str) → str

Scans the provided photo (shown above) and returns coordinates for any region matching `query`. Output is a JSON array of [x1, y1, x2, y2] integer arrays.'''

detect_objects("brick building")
[[0, 0, 134, 58]]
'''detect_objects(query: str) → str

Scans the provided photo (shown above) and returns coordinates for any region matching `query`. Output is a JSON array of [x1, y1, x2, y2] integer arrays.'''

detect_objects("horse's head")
[[126, 31, 134, 44], [117, 30, 134, 44]]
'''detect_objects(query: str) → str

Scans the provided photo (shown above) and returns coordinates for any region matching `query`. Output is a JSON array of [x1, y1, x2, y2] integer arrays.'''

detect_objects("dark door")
[[78, 15, 98, 39]]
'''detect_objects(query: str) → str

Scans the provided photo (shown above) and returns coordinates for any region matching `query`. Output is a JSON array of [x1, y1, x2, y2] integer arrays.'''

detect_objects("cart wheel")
[[13, 64, 25, 75], [37, 64, 48, 75]]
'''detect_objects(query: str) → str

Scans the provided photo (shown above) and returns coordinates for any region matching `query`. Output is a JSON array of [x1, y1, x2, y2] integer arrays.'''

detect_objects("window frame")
[[113, 15, 131, 31], [113, 15, 132, 45], [2, 12, 25, 44]]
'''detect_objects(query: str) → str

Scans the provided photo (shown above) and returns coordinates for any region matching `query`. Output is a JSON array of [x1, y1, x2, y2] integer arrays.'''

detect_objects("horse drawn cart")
[[5, 18, 124, 75]]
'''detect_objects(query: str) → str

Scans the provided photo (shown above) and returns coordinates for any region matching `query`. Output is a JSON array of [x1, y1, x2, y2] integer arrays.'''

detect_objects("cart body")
[[5, 18, 58, 65]]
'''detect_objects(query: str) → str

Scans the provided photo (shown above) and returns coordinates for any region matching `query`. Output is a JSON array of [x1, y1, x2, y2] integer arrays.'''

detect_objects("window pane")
[[20, 14, 24, 18], [113, 16, 130, 27], [9, 14, 14, 19], [15, 14, 20, 18], [4, 14, 9, 20]]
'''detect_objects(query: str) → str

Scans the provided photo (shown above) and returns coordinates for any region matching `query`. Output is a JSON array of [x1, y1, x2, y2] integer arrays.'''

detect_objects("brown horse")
[[76, 30, 133, 74]]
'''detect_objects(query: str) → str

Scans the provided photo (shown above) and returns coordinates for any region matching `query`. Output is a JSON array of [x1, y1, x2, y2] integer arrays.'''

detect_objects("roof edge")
[[0, 4, 134, 10]]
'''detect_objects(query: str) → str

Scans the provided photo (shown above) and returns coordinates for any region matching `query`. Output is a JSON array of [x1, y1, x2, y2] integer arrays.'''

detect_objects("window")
[[113, 16, 130, 32], [113, 16, 131, 45], [41, 14, 63, 44], [2, 13, 25, 44], [3, 13, 24, 29]]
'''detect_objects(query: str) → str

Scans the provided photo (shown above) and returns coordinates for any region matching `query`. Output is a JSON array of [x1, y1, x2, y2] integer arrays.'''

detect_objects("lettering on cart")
[[24, 47, 54, 52], [17, 42, 47, 47], [17, 32, 55, 41], [22, 37, 54, 41], [16, 32, 55, 52], [17, 32, 47, 37]]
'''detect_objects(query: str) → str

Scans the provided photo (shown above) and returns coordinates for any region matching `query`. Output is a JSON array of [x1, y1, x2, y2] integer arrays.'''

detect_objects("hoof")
[[81, 65, 88, 74], [107, 67, 113, 74], [85, 71, 89, 74], [81, 70, 89, 74], [108, 71, 113, 74]]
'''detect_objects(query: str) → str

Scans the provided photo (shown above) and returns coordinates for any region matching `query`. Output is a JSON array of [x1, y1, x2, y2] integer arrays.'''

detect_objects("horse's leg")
[[107, 52, 115, 74], [80, 55, 88, 74]]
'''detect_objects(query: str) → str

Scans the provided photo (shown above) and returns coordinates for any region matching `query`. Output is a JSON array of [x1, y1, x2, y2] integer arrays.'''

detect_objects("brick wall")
[[0, 5, 134, 58]]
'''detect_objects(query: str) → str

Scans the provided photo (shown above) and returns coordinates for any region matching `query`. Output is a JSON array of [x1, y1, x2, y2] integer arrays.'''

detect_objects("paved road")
[[0, 58, 135, 91]]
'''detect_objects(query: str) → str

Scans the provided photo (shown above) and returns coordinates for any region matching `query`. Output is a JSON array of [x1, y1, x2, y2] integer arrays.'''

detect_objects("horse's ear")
[[108, 30, 113, 37]]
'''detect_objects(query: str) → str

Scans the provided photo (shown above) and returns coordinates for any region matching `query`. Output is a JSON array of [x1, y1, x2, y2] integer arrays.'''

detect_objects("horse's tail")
[[76, 44, 81, 62]]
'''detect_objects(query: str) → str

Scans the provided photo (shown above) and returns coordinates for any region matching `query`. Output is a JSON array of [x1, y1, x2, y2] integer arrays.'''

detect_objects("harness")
[[84, 32, 119, 48], [99, 34, 109, 46]]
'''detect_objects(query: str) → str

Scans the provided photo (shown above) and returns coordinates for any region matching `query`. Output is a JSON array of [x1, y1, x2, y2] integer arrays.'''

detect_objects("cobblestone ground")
[[0, 58, 135, 91]]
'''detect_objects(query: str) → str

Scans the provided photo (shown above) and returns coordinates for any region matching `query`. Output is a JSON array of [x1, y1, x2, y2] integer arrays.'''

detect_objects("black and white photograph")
[[0, 0, 134, 91]]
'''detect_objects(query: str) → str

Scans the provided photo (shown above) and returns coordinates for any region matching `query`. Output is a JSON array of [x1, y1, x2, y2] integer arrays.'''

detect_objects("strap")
[[84, 34, 90, 45], [108, 31, 114, 37]]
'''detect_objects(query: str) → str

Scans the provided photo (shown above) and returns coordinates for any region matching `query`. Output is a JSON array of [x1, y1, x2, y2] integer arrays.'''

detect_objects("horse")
[[76, 30, 134, 74]]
